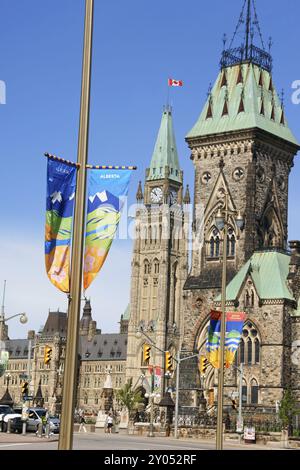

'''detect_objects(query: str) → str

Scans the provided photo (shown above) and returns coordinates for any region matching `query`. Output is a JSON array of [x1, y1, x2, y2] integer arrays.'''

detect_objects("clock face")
[[150, 187, 163, 203], [169, 190, 178, 204]]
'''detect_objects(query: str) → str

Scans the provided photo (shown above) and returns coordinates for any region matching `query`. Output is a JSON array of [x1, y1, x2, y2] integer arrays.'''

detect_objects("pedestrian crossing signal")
[[44, 346, 52, 365], [143, 344, 151, 364], [199, 356, 209, 375]]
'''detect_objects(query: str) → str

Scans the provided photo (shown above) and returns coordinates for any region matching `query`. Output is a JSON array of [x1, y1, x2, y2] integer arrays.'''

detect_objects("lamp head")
[[19, 313, 28, 324], [215, 209, 225, 231], [236, 211, 245, 230]]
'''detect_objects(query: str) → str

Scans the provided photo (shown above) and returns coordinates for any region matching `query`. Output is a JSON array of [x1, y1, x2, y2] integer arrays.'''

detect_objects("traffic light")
[[44, 346, 52, 365], [231, 399, 237, 410], [21, 381, 28, 396], [199, 355, 209, 375], [143, 344, 151, 364], [165, 351, 173, 372]]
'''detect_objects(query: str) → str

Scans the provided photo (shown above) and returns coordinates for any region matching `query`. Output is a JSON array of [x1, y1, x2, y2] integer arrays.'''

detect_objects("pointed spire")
[[183, 185, 191, 204], [280, 109, 285, 126], [136, 181, 143, 201], [147, 106, 181, 183]]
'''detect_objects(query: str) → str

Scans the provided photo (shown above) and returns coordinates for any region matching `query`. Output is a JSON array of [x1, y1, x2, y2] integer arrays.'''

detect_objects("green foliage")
[[116, 378, 144, 414], [279, 388, 298, 429]]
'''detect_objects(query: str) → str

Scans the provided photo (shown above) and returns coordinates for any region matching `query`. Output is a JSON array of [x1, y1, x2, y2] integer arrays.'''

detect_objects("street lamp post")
[[0, 311, 28, 341], [58, 0, 94, 451], [215, 188, 244, 450]]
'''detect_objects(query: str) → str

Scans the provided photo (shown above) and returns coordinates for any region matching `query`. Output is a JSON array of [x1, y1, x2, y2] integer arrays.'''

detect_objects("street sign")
[[232, 392, 239, 399], [19, 373, 29, 380], [23, 395, 33, 401], [244, 427, 256, 444]]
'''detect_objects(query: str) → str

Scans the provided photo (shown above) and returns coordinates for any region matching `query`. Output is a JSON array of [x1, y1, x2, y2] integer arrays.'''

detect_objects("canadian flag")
[[168, 78, 183, 87]]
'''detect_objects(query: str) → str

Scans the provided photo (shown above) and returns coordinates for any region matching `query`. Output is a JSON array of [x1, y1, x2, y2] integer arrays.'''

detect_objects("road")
[[0, 431, 285, 451]]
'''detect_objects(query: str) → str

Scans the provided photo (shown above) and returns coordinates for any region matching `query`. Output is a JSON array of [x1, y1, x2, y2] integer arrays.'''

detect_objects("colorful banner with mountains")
[[83, 169, 132, 290], [206, 310, 246, 368], [45, 159, 76, 293]]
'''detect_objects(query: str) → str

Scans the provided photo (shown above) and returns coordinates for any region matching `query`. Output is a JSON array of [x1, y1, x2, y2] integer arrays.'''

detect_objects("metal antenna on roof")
[[245, 0, 251, 59]]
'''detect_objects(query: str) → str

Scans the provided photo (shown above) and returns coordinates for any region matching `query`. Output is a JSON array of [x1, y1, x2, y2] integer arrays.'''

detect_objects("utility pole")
[[58, 0, 94, 450], [174, 350, 180, 439]]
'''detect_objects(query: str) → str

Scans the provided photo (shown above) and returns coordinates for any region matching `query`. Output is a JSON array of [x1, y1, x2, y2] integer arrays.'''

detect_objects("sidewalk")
[[0, 433, 59, 444]]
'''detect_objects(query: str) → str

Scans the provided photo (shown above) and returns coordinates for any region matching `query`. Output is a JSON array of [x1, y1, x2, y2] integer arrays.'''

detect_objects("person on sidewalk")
[[106, 413, 113, 434], [79, 412, 87, 433]]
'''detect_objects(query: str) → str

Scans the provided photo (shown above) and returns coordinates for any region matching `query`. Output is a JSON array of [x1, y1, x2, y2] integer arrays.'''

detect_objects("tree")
[[279, 388, 298, 434], [116, 378, 144, 418]]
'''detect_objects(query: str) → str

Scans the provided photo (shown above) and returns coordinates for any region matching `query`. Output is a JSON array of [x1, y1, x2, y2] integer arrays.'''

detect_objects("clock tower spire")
[[126, 105, 188, 392], [144, 105, 183, 205]]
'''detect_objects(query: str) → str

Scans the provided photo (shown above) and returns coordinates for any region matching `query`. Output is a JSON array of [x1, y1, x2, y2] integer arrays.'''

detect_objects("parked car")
[[0, 405, 22, 433], [13, 407, 60, 433]]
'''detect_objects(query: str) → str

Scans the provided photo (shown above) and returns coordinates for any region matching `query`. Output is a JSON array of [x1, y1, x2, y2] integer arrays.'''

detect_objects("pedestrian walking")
[[79, 412, 87, 433], [106, 413, 113, 434]]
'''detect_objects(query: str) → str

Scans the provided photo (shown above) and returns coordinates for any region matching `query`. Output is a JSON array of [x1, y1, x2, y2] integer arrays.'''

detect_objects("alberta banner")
[[45, 158, 76, 292], [83, 168, 132, 290], [206, 310, 246, 368]]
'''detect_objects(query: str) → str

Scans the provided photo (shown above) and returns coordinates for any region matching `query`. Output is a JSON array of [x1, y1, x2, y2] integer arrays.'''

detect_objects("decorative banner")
[[206, 310, 246, 368], [83, 169, 132, 289], [153, 366, 162, 394], [45, 158, 76, 292], [0, 350, 9, 378]]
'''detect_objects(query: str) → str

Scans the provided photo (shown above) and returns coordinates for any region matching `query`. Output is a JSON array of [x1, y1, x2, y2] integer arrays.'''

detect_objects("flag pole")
[[58, 0, 94, 450]]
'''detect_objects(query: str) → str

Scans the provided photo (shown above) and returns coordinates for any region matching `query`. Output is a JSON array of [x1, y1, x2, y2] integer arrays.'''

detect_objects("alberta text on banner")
[[83, 169, 132, 290]]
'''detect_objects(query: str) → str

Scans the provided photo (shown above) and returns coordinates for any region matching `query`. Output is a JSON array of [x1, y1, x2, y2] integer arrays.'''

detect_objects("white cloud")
[[0, 236, 132, 339]]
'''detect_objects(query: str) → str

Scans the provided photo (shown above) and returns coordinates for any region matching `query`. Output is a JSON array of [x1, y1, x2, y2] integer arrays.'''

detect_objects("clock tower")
[[126, 106, 190, 393]]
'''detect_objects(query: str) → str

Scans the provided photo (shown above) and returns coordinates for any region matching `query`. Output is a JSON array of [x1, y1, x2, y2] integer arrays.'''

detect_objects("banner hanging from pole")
[[83, 168, 132, 289], [45, 158, 77, 293], [206, 310, 246, 368]]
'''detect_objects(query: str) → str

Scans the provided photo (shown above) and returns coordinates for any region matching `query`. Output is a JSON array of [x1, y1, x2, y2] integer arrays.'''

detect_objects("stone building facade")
[[126, 2, 300, 417], [0, 300, 128, 415]]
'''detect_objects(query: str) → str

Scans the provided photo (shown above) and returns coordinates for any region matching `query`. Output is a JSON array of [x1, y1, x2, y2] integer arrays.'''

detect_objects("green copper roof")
[[147, 107, 181, 183], [215, 250, 295, 302], [187, 63, 299, 146], [122, 304, 130, 321]]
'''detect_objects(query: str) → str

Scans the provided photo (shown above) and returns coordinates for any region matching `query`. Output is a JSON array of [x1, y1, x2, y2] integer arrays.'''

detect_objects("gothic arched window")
[[251, 290, 255, 307], [242, 379, 248, 404], [247, 338, 252, 365], [208, 227, 220, 258], [242, 322, 261, 366], [144, 260, 151, 275], [154, 259, 160, 274], [240, 339, 245, 364], [255, 338, 260, 363], [251, 379, 259, 404], [226, 228, 236, 257]]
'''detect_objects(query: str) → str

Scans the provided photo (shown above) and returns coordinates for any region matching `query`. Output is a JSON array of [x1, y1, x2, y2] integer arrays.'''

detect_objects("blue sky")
[[0, 0, 300, 338]]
